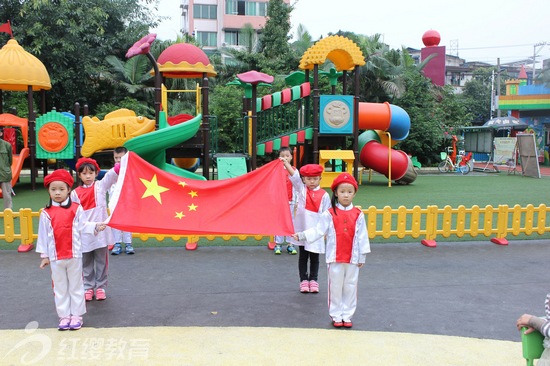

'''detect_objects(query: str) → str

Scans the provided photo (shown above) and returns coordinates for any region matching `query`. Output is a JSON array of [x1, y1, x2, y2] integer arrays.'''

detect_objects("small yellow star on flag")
[[189, 190, 198, 198], [140, 174, 169, 204], [178, 181, 187, 188], [188, 203, 198, 211], [175, 211, 185, 219]]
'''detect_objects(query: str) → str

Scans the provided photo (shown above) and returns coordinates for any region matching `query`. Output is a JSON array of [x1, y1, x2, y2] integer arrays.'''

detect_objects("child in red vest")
[[293, 172, 370, 328], [274, 147, 297, 255], [37, 169, 106, 330], [281, 159, 331, 293], [71, 157, 119, 301]]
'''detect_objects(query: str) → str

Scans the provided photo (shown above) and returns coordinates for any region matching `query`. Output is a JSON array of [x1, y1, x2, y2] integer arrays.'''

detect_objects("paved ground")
[[1, 239, 549, 364]]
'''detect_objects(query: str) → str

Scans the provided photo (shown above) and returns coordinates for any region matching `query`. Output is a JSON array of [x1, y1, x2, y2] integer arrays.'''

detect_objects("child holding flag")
[[273, 147, 297, 255], [71, 157, 119, 301], [37, 169, 106, 330], [281, 159, 330, 293], [109, 147, 134, 255], [293, 172, 370, 328]]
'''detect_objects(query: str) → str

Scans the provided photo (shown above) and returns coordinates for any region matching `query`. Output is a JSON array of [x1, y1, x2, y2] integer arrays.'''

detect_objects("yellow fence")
[[2, 204, 550, 251]]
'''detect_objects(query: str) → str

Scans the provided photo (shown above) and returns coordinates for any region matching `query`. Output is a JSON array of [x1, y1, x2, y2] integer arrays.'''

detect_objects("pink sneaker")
[[85, 288, 93, 301], [309, 280, 319, 293], [69, 315, 83, 330], [300, 280, 310, 293], [95, 288, 106, 301], [58, 316, 71, 331]]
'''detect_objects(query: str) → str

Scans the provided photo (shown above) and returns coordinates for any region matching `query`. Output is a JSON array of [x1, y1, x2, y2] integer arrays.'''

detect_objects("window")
[[196, 31, 217, 47], [225, 31, 238, 46], [226, 0, 268, 16], [193, 4, 217, 19]]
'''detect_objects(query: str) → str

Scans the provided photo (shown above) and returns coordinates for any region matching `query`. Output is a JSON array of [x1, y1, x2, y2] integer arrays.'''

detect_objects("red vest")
[[75, 183, 97, 210], [305, 188, 326, 212], [330, 207, 361, 263], [45, 203, 79, 260]]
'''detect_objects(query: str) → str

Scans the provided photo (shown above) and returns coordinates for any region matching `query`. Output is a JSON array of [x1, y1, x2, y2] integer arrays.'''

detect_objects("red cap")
[[44, 169, 74, 188], [299, 164, 324, 177], [330, 172, 358, 191], [76, 157, 100, 172]]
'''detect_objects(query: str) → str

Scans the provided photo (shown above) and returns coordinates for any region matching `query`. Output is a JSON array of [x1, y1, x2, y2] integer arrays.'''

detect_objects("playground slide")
[[0, 148, 29, 198], [357, 102, 417, 184], [123, 112, 206, 180]]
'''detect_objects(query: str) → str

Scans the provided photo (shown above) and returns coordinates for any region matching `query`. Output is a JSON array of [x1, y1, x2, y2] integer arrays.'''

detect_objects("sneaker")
[[85, 288, 94, 301], [274, 245, 282, 255], [95, 288, 106, 301], [287, 245, 297, 255], [111, 243, 122, 255], [125, 244, 135, 255], [309, 280, 319, 293], [300, 280, 310, 293], [69, 315, 83, 330], [332, 320, 343, 328], [343, 321, 353, 328], [58, 316, 71, 331]]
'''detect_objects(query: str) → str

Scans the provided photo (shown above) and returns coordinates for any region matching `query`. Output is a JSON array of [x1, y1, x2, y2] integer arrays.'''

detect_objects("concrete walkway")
[[1, 239, 549, 364]]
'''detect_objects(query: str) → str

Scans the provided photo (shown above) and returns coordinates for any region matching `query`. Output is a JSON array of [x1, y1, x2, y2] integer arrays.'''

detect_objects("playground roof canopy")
[[156, 43, 217, 78], [0, 39, 51, 91], [299, 35, 365, 71]]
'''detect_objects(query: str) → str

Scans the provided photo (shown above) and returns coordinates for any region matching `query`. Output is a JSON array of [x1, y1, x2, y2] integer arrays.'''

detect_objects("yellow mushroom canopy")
[[0, 39, 51, 91], [299, 35, 366, 71]]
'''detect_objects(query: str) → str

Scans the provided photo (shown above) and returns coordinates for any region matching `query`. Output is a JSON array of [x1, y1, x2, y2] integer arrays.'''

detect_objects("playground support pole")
[[146, 52, 161, 128], [250, 83, 258, 170], [342, 70, 347, 95], [74, 103, 81, 160], [353, 65, 360, 179], [27, 86, 36, 191], [313, 64, 319, 164], [201, 73, 210, 179]]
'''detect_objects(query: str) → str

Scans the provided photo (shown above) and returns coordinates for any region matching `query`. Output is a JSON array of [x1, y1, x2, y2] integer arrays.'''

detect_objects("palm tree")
[[103, 54, 153, 100]]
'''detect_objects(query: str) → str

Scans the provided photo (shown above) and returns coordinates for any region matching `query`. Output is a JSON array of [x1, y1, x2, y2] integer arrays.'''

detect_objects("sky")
[[152, 0, 550, 67]]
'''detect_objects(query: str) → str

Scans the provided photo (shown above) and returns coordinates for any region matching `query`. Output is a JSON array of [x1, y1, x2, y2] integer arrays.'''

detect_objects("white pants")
[[50, 258, 86, 318], [112, 229, 132, 244], [327, 262, 360, 322], [1, 181, 12, 209]]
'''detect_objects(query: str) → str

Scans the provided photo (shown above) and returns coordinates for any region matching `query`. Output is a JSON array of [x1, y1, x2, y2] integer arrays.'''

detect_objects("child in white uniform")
[[281, 160, 331, 293], [294, 172, 370, 328], [71, 157, 118, 301], [109, 147, 134, 255], [37, 169, 106, 330], [274, 147, 297, 255]]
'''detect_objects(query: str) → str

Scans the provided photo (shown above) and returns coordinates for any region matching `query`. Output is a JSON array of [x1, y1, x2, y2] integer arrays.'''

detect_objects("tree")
[[257, 0, 297, 75], [394, 72, 471, 166], [1, 0, 161, 112]]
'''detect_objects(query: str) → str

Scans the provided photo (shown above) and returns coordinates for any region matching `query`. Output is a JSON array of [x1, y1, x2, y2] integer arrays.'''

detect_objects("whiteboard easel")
[[516, 134, 541, 178]]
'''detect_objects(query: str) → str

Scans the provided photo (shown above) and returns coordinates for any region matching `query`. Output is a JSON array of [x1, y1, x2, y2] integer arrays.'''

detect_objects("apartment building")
[[179, 0, 291, 50]]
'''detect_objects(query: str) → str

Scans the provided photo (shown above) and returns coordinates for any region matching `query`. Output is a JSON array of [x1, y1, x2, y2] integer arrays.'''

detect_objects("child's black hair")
[[330, 190, 339, 215], [45, 183, 73, 209], [278, 146, 292, 155], [114, 146, 128, 154]]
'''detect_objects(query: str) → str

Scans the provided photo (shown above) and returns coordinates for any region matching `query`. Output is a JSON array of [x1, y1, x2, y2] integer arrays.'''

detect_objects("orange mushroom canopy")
[[156, 43, 217, 79]]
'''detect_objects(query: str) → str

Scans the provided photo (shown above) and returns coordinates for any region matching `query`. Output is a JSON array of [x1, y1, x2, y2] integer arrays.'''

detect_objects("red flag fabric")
[[0, 22, 13, 37], [107, 152, 294, 236]]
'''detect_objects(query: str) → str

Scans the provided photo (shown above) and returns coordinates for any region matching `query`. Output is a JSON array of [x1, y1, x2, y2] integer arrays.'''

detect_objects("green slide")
[[123, 112, 206, 180]]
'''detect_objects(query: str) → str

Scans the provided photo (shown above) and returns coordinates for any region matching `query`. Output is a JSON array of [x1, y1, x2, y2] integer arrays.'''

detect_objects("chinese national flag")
[[107, 152, 294, 236]]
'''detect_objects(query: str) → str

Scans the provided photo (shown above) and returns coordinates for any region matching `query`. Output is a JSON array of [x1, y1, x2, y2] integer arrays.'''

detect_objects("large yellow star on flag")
[[140, 174, 169, 204]]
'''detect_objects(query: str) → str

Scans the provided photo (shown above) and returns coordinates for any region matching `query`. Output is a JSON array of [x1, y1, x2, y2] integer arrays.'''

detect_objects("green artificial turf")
[[1, 171, 549, 250]]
